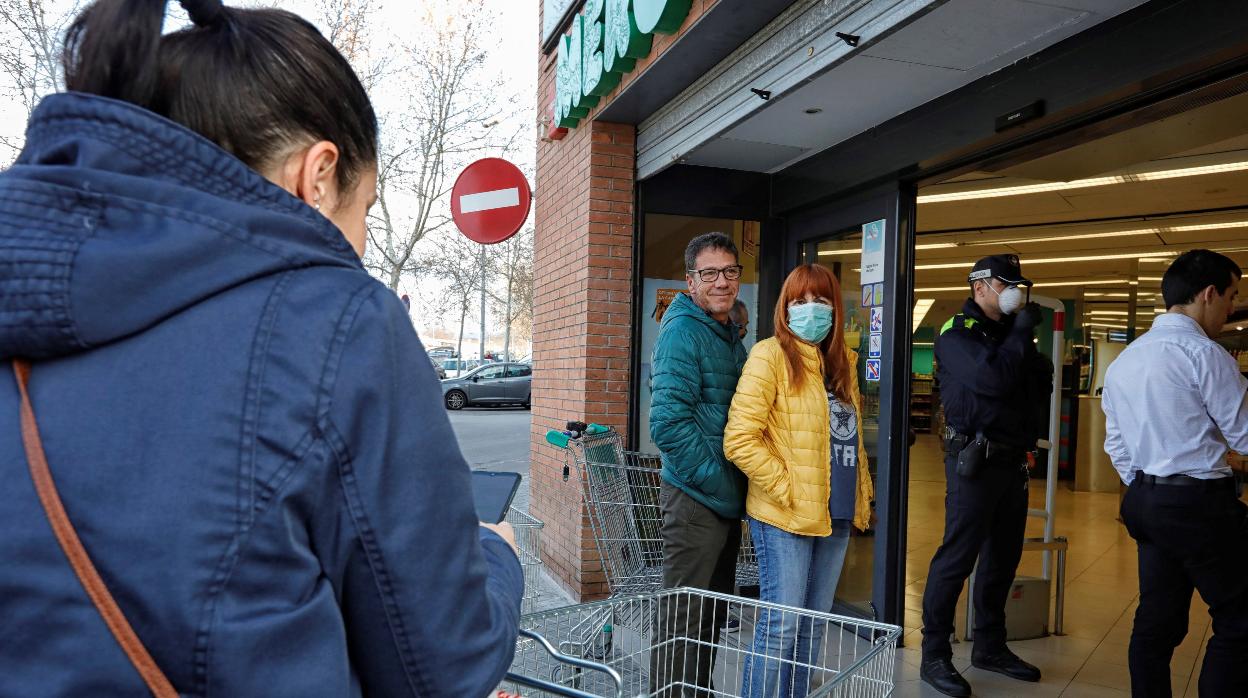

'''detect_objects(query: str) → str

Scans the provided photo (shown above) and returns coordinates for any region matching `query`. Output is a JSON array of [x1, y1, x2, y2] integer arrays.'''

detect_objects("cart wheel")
[[445, 390, 467, 410]]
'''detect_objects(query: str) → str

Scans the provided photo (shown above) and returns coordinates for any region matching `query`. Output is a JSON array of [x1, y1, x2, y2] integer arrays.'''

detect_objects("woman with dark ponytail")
[[0, 2, 524, 696]]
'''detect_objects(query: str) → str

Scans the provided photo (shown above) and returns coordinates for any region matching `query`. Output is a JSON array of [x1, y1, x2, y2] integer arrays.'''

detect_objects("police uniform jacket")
[[935, 299, 1053, 451]]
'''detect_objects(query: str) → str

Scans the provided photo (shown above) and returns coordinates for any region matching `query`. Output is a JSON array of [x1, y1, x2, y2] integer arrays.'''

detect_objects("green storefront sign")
[[555, 0, 691, 129]]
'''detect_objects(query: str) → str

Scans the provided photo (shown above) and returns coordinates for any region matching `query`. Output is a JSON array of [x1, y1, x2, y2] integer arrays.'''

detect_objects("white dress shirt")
[[1103, 313, 1248, 484]]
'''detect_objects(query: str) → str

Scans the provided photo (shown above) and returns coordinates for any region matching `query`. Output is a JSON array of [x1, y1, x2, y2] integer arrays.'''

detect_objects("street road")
[[447, 406, 533, 509]]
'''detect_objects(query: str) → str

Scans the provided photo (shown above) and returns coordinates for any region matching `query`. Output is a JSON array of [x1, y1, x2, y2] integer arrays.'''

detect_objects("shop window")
[[637, 214, 762, 454]]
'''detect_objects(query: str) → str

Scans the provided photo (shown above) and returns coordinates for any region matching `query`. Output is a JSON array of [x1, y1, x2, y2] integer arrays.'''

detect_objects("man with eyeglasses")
[[649, 232, 748, 697], [920, 254, 1053, 697]]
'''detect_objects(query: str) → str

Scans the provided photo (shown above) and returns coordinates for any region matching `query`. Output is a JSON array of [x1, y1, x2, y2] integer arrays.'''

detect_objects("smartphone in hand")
[[471, 471, 522, 524]]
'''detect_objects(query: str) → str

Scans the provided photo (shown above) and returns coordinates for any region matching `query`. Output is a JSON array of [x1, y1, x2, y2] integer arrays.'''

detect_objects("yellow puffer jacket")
[[724, 337, 874, 534]]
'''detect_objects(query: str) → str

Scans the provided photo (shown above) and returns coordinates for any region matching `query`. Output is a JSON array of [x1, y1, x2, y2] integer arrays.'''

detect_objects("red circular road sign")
[[450, 158, 532, 244]]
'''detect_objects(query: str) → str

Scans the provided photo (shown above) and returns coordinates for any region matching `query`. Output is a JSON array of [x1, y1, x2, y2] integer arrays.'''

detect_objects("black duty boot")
[[920, 657, 972, 697], [971, 646, 1041, 682]]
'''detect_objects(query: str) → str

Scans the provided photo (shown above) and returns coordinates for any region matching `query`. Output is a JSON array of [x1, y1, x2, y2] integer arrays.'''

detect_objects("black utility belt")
[[943, 430, 1030, 462], [944, 429, 1029, 479]]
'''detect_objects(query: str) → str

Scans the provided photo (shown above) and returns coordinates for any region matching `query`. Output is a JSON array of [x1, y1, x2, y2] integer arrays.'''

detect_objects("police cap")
[[968, 254, 1032, 287]]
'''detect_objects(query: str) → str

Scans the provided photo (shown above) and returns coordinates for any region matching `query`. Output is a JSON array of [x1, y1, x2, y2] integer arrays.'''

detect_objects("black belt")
[[1133, 473, 1237, 492], [943, 429, 1030, 460]]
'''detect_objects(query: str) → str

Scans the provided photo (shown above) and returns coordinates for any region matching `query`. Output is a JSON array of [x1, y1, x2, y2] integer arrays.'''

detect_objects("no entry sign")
[[450, 158, 532, 244]]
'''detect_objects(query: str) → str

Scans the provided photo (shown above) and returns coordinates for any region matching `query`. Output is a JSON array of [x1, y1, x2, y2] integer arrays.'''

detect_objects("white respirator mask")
[[987, 282, 1024, 315]]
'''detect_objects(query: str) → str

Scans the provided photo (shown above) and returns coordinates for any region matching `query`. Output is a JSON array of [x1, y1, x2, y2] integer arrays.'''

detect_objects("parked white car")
[[440, 358, 483, 379]]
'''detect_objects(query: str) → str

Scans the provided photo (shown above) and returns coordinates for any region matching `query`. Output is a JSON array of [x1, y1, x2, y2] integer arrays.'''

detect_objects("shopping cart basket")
[[546, 425, 757, 596], [500, 587, 900, 698], [507, 506, 546, 614]]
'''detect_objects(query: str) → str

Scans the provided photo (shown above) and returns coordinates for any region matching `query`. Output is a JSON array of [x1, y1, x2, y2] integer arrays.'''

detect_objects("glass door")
[[802, 231, 877, 620], [785, 186, 912, 626]]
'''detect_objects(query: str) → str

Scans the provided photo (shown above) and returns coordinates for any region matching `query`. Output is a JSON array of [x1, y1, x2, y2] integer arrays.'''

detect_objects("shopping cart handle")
[[546, 430, 571, 448], [504, 628, 623, 698], [584, 423, 608, 435]]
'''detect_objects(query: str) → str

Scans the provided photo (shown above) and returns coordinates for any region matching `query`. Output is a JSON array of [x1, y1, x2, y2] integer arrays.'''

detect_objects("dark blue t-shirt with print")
[[828, 392, 858, 522]]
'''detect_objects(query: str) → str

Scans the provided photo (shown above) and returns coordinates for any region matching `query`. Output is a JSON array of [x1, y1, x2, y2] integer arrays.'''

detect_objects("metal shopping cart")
[[501, 587, 900, 698], [507, 506, 546, 614], [545, 424, 757, 596]]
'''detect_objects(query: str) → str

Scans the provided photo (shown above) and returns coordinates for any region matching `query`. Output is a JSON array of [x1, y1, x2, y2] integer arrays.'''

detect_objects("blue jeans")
[[742, 518, 850, 698]]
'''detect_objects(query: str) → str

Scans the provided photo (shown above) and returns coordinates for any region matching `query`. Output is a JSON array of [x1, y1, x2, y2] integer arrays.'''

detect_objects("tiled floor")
[[895, 435, 1222, 697]]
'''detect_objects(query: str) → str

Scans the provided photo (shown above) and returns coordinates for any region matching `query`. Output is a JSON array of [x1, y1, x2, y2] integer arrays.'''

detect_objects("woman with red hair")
[[725, 264, 874, 697]]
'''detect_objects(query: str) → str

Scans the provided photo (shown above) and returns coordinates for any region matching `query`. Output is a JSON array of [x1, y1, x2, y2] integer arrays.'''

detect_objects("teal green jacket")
[[649, 292, 748, 519]]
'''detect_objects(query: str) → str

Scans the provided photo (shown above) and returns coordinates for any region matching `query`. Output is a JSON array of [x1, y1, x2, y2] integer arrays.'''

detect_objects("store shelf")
[[911, 375, 937, 434]]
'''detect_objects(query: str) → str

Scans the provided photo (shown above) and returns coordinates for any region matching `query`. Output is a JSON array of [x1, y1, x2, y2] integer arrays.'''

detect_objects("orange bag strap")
[[13, 359, 179, 698]]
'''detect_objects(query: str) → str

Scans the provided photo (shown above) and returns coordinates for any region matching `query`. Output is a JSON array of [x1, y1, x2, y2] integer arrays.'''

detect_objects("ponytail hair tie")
[[179, 0, 227, 27]]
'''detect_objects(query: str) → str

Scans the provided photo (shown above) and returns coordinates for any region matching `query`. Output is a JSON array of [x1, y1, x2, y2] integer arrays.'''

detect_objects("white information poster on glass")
[[860, 219, 887, 286]]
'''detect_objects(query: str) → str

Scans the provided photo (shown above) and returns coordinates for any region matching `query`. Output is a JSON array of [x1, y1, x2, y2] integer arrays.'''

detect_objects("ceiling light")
[[917, 159, 1248, 203], [908, 218, 1248, 252], [915, 249, 1176, 271], [915, 278, 1133, 293], [1169, 220, 1248, 233], [1138, 276, 1163, 282], [994, 227, 1159, 246], [913, 341, 935, 347], [1238, 326, 1244, 331], [913, 299, 935, 334], [1087, 310, 1129, 316], [818, 242, 957, 257]]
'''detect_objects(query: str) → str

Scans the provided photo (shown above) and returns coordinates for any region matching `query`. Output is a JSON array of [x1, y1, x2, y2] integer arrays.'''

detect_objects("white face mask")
[[987, 283, 1024, 315]]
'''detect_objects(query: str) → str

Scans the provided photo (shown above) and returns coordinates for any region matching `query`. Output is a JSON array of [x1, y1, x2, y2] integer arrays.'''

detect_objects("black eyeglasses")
[[688, 265, 744, 283]]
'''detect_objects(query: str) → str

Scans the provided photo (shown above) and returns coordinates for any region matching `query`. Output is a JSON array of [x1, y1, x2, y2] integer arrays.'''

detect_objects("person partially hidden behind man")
[[648, 232, 748, 697], [1104, 249, 1247, 698], [920, 254, 1053, 697]]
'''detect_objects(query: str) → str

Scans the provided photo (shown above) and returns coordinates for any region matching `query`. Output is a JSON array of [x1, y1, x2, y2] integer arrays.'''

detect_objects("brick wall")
[[530, 0, 721, 600]]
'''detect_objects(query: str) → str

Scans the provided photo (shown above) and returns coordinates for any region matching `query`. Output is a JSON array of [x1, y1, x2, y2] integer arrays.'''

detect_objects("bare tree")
[[488, 227, 533, 361], [315, 0, 392, 91], [362, 0, 525, 291], [426, 229, 489, 362], [0, 0, 76, 159]]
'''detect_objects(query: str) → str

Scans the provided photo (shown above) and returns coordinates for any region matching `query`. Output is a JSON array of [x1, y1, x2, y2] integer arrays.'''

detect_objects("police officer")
[[919, 254, 1053, 697]]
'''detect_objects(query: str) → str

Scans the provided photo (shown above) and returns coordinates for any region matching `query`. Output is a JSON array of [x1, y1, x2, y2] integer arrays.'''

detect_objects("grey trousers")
[[649, 480, 741, 698]]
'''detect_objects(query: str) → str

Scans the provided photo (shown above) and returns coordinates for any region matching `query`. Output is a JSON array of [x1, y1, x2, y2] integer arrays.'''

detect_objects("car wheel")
[[523, 396, 531, 410], [445, 390, 467, 410]]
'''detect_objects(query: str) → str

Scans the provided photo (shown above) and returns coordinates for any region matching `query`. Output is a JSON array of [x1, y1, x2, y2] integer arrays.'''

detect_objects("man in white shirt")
[[1103, 249, 1247, 698]]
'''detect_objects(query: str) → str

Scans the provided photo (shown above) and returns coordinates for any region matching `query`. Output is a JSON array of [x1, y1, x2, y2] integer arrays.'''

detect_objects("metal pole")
[[1031, 296, 1064, 580], [479, 244, 486, 362], [1055, 542, 1067, 635], [1045, 308, 1063, 578]]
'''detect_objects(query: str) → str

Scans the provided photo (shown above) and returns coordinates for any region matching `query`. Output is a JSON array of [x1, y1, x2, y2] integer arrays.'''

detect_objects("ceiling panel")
[[918, 168, 1248, 231], [683, 137, 808, 172], [863, 0, 1089, 71], [719, 57, 964, 151], [669, 0, 1148, 175]]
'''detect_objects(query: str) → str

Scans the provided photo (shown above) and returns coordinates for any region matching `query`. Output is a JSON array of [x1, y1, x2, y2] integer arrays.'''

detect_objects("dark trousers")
[[1120, 477, 1248, 698], [921, 455, 1029, 659], [650, 480, 740, 698]]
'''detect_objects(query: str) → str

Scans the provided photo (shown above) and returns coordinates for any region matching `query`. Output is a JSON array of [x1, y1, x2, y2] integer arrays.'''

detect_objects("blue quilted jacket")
[[0, 94, 522, 697], [649, 292, 748, 519]]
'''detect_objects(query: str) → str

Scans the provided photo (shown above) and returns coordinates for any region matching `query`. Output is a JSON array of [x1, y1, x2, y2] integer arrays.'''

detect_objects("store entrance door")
[[784, 186, 914, 625]]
